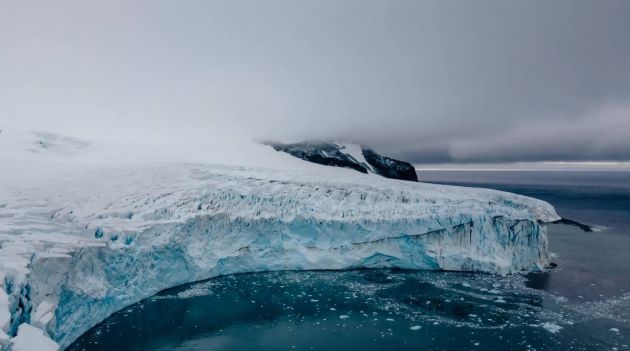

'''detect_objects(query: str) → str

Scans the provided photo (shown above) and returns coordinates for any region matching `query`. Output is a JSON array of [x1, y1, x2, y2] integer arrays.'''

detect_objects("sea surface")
[[69, 171, 630, 351]]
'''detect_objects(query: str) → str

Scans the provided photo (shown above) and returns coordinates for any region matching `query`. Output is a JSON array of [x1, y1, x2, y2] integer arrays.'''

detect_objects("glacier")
[[0, 132, 559, 350]]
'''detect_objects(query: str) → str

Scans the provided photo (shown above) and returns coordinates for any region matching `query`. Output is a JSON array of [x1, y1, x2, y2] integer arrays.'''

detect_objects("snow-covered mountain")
[[0, 131, 559, 350], [268, 141, 419, 181]]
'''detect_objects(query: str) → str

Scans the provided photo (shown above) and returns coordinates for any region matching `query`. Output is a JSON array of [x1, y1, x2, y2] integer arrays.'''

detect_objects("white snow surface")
[[0, 131, 559, 350], [336, 142, 376, 173], [10, 324, 58, 351]]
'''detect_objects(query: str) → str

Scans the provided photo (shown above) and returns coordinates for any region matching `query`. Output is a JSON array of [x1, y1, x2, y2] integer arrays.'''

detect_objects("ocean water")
[[68, 171, 630, 351]]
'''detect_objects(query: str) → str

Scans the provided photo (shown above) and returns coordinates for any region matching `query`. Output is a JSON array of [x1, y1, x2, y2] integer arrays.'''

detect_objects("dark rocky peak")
[[267, 140, 418, 182]]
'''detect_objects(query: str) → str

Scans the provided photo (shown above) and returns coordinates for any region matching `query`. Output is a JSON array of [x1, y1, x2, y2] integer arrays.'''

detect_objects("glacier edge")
[[0, 162, 559, 350], [39, 214, 551, 349]]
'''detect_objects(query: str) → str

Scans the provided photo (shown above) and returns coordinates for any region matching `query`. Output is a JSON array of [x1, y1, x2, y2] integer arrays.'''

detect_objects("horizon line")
[[414, 161, 630, 171]]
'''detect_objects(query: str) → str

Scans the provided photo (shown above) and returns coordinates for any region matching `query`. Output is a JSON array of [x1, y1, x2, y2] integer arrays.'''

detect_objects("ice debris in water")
[[541, 322, 563, 334]]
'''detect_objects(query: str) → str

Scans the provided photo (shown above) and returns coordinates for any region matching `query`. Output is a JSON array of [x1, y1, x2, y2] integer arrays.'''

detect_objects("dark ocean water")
[[420, 171, 630, 234], [69, 171, 630, 351]]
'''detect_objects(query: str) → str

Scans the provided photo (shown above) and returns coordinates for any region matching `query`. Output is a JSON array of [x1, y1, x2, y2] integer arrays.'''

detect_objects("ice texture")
[[10, 324, 58, 351], [0, 132, 559, 349]]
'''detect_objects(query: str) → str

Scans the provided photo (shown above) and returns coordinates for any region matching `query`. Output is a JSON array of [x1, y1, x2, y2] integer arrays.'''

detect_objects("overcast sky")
[[1, 0, 629, 163]]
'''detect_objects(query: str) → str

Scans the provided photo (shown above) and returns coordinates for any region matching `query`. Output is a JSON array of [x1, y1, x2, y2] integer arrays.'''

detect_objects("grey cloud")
[[1, 0, 629, 163], [445, 102, 630, 163]]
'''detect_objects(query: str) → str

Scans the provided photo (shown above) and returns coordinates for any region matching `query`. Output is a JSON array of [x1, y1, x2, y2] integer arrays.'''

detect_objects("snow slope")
[[0, 131, 559, 350]]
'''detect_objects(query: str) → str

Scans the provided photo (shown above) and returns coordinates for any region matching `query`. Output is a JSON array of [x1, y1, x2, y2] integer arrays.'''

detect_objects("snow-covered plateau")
[[0, 132, 559, 350]]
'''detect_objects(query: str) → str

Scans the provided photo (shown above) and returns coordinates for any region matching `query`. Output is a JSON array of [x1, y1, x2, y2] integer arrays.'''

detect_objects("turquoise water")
[[68, 171, 630, 351]]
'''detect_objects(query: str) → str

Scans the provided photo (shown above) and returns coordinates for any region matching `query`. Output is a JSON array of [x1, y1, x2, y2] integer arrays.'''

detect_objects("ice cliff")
[[0, 132, 559, 350]]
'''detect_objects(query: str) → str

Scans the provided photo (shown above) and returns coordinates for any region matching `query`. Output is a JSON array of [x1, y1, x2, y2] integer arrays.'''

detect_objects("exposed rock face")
[[268, 141, 419, 182], [270, 141, 370, 174], [361, 148, 418, 182]]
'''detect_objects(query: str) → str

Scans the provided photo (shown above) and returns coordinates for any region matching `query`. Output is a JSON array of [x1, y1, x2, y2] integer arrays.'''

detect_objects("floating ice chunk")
[[339, 315, 349, 319], [591, 225, 607, 232], [409, 326, 421, 330], [541, 322, 563, 334]]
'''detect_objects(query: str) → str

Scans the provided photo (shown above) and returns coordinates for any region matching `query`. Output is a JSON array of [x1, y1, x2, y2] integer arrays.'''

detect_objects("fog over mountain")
[[2, 0, 629, 164]]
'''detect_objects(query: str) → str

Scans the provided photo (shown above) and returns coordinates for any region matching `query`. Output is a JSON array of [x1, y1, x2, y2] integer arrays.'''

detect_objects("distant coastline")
[[415, 161, 630, 172]]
